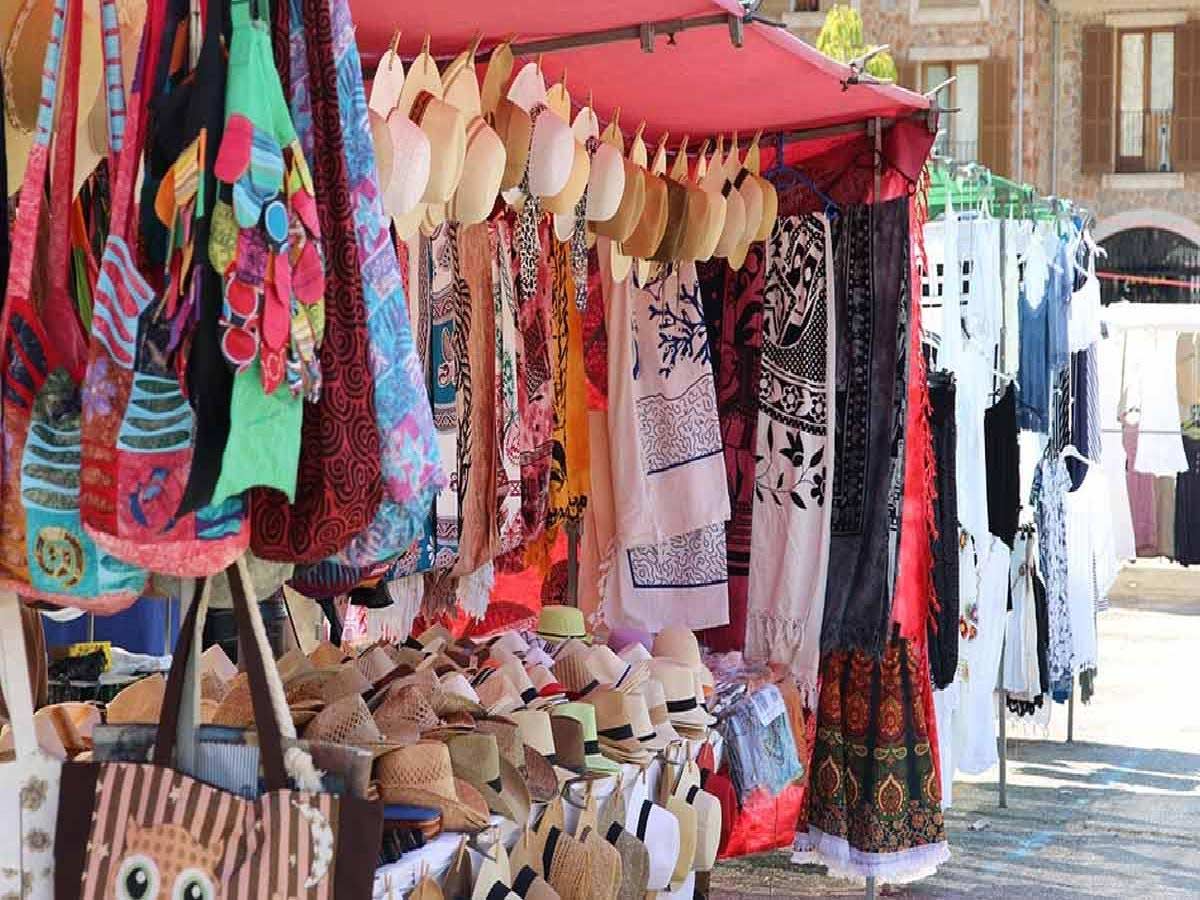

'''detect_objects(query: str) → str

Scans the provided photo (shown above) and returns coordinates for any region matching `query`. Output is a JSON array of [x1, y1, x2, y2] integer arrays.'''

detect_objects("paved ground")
[[709, 568, 1200, 898]]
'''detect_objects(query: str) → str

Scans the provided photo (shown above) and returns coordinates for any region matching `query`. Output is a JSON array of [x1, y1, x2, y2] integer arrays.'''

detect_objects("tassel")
[[456, 562, 494, 620], [362, 575, 424, 642], [284, 745, 325, 793]]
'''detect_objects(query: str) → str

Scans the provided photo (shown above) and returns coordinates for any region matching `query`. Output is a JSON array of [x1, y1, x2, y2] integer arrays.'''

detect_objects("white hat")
[[649, 660, 715, 729], [508, 64, 573, 199], [625, 788, 681, 892], [491, 631, 531, 658]]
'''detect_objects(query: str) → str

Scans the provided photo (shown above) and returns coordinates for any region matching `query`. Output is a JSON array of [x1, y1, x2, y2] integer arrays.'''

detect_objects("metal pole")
[[1066, 676, 1075, 743], [865, 876, 877, 900]]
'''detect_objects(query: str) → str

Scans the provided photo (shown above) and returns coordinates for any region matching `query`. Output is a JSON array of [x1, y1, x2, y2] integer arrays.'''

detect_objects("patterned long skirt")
[[800, 638, 949, 882]]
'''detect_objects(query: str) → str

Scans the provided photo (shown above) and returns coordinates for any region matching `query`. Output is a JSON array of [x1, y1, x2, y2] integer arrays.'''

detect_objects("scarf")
[[322, 0, 444, 567], [429, 222, 462, 571], [694, 250, 764, 655], [492, 218, 524, 556], [453, 222, 498, 577], [745, 216, 836, 699], [820, 198, 910, 655], [927, 371, 960, 689], [603, 250, 730, 632]]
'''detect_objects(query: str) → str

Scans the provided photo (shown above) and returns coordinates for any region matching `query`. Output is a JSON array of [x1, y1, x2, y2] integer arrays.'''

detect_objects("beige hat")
[[376, 740, 491, 832], [543, 138, 589, 217], [552, 652, 601, 698], [276, 648, 314, 683], [481, 40, 514, 118], [434, 671, 487, 716], [448, 115, 505, 225], [410, 90, 467, 205], [106, 674, 165, 725], [448, 732, 532, 826], [284, 663, 372, 707], [622, 130, 667, 263], [729, 170, 764, 271], [304, 694, 414, 755], [495, 97, 533, 193], [652, 625, 715, 687], [367, 46, 406, 117], [649, 660, 715, 729], [374, 682, 446, 736], [511, 708, 556, 760], [588, 689, 655, 762], [640, 678, 682, 748], [586, 141, 625, 225], [650, 177, 689, 263], [678, 783, 721, 872], [588, 645, 646, 694], [199, 645, 236, 702], [666, 795, 697, 890], [579, 827, 622, 900], [477, 716, 558, 805], [442, 41, 483, 119], [378, 110, 432, 226], [355, 645, 402, 688], [507, 63, 574, 200], [308, 640, 346, 668]]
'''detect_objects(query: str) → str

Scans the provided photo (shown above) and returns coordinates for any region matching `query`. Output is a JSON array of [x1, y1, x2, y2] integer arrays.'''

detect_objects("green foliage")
[[815, 4, 898, 82]]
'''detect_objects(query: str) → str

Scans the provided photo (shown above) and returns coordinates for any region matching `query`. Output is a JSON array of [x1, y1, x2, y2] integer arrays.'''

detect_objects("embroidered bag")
[[0, 0, 146, 607], [247, 0, 384, 562], [0, 589, 62, 900], [79, 0, 251, 576], [55, 556, 384, 899]]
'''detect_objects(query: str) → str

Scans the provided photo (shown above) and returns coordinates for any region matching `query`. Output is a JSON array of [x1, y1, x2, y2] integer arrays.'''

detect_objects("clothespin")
[[388, 28, 402, 62], [467, 31, 482, 61], [421, 33, 430, 56]]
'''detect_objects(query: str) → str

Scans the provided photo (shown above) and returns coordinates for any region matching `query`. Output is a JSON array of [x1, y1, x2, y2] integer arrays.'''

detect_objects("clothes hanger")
[[763, 132, 839, 221]]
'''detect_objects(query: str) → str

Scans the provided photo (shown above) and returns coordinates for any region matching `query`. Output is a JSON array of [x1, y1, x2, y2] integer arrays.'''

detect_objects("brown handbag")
[[55, 557, 384, 898]]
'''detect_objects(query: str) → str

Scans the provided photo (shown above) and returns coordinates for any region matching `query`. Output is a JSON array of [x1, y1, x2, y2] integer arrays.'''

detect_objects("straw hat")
[[586, 141, 625, 225], [623, 170, 667, 262], [443, 41, 483, 119], [510, 864, 560, 900], [284, 663, 372, 707], [308, 640, 346, 668], [653, 625, 715, 688], [678, 783, 721, 872], [378, 111, 432, 225], [548, 715, 586, 779], [527, 665, 567, 706], [23, 702, 100, 757], [472, 850, 521, 900], [511, 709, 556, 760], [545, 78, 572, 123], [537, 826, 590, 900], [408, 90, 467, 205], [499, 660, 540, 708], [649, 660, 715, 729], [476, 669, 523, 716], [579, 827, 622, 900], [550, 703, 619, 775], [666, 795, 697, 890], [199, 645, 235, 702], [447, 732, 532, 826], [551, 106, 601, 241], [589, 645, 646, 694], [640, 678, 682, 748], [495, 97, 533, 193], [477, 717, 557, 805], [374, 682, 445, 736], [304, 694, 414, 755], [376, 741, 491, 832], [550, 638, 590, 662], [536, 606, 589, 644], [276, 648, 314, 683], [481, 40, 514, 118], [448, 116, 505, 225], [650, 177, 689, 263], [368, 46, 406, 117], [552, 653, 600, 699], [729, 170, 764, 271], [106, 673, 165, 724], [624, 796, 681, 892], [354, 645, 402, 688], [745, 136, 779, 241], [508, 64, 574, 200], [490, 631, 532, 659], [433, 671, 487, 717], [603, 823, 649, 900], [589, 689, 654, 763]]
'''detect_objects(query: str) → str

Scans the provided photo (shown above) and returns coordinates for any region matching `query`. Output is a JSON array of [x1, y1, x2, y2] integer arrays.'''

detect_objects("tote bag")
[[0, 590, 62, 900], [0, 0, 146, 609], [55, 556, 383, 899], [78, 0, 250, 577]]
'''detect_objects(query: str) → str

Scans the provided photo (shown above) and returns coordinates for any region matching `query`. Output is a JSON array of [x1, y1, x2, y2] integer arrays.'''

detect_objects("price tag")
[[749, 685, 786, 727]]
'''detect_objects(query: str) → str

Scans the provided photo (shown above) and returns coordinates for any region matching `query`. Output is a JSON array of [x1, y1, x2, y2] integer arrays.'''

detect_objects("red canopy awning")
[[353, 1, 932, 148]]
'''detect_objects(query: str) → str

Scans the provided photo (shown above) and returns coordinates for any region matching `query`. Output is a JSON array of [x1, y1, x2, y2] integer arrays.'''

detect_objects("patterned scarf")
[[820, 198, 910, 655], [747, 216, 836, 701], [492, 218, 524, 556], [428, 222, 462, 571]]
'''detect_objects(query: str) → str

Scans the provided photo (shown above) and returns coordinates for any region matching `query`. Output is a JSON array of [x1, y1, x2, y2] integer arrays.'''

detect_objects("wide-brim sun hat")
[[449, 115, 505, 225], [648, 659, 716, 729], [653, 624, 715, 688], [586, 141, 625, 224], [622, 169, 668, 261], [495, 96, 533, 192], [625, 795, 681, 892], [447, 732, 532, 827], [379, 111, 431, 221], [376, 740, 491, 833], [650, 177, 689, 263], [666, 795, 698, 891], [411, 90, 467, 205]]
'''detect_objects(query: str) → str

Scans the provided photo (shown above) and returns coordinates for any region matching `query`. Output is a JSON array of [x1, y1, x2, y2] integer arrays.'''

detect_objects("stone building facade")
[[762, 0, 1200, 296]]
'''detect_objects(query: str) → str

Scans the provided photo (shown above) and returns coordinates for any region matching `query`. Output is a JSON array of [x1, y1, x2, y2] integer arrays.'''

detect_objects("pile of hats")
[[367, 35, 776, 274]]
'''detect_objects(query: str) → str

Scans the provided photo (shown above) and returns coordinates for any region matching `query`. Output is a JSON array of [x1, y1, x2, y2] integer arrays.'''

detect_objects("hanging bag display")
[[0, 0, 146, 607], [55, 555, 384, 899], [0, 589, 62, 899]]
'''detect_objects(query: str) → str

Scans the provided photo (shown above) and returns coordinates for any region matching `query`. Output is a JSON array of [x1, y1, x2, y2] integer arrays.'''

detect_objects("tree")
[[815, 4, 898, 83]]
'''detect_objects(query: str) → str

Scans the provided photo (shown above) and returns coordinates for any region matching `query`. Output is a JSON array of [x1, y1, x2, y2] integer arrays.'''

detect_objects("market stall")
[[0, 0, 1004, 897]]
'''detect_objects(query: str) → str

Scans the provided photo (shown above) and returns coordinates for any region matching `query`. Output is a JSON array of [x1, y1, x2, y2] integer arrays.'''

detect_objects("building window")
[[924, 62, 980, 163], [787, 0, 822, 11], [1118, 29, 1176, 171], [910, 0, 987, 25]]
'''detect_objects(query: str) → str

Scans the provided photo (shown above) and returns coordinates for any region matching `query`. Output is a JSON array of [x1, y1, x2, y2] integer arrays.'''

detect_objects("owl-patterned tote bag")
[[55, 558, 383, 899]]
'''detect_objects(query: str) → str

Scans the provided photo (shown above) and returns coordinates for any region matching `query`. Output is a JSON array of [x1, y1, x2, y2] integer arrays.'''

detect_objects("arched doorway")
[[1094, 211, 1200, 305]]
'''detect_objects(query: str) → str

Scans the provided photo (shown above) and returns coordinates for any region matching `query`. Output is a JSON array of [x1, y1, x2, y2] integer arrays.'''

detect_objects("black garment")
[[202, 594, 293, 663], [928, 371, 960, 689], [1, 66, 9, 292], [1175, 437, 1200, 564], [985, 383, 1021, 547]]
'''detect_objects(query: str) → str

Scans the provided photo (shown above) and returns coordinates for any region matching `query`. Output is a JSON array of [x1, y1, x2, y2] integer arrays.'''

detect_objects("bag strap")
[[0, 591, 40, 762], [155, 558, 294, 791]]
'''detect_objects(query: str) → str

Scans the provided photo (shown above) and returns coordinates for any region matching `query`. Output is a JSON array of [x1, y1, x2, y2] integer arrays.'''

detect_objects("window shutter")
[[1082, 26, 1115, 174], [978, 57, 1012, 176], [895, 59, 918, 92], [1174, 22, 1200, 172]]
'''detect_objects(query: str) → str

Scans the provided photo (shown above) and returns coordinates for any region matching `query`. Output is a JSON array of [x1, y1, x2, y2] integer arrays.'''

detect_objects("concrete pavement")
[[709, 579, 1200, 898]]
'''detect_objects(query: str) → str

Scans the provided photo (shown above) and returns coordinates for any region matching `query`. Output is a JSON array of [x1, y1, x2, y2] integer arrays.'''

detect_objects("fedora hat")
[[624, 795, 681, 892], [449, 116, 505, 225], [476, 668, 524, 716], [490, 631, 532, 658], [447, 732, 532, 826], [650, 660, 715, 729], [495, 97, 533, 192], [511, 708, 557, 761], [434, 671, 487, 716], [607, 627, 652, 656], [677, 783, 721, 872], [548, 714, 587, 779], [618, 641, 652, 666], [537, 605, 589, 644], [551, 703, 619, 775], [589, 690, 654, 763], [552, 652, 601, 699], [355, 645, 403, 688], [477, 717, 558, 804], [308, 640, 346, 668], [305, 694, 414, 755], [472, 852, 521, 900], [640, 678, 682, 748], [410, 90, 467, 205], [106, 673, 165, 724], [666, 796, 697, 890], [395, 35, 441, 120], [550, 637, 590, 662], [374, 681, 452, 737], [652, 625, 715, 688], [587, 645, 643, 693], [510, 864, 560, 900], [499, 660, 540, 708], [603, 823, 649, 900], [377, 741, 491, 832], [528, 665, 567, 706]]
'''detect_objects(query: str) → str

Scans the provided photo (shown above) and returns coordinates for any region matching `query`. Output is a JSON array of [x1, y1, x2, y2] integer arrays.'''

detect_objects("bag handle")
[[0, 591, 40, 762], [155, 557, 297, 791]]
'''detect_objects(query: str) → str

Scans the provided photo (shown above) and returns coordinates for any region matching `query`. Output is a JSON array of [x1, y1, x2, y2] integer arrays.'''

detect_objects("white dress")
[[1063, 457, 1119, 673], [953, 534, 1012, 775], [1096, 337, 1136, 560], [954, 348, 991, 542], [1133, 328, 1188, 475]]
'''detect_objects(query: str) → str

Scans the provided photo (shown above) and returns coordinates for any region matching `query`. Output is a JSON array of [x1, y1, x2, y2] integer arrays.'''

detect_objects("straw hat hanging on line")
[[507, 61, 574, 200], [592, 112, 644, 284], [443, 35, 507, 225], [370, 31, 432, 233], [746, 132, 780, 241]]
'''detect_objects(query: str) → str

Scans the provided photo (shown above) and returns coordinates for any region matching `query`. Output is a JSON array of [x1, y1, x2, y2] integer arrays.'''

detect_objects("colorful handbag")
[[0, 589, 62, 900], [79, 0, 251, 577], [55, 556, 384, 899], [248, 0, 384, 562], [0, 0, 146, 608]]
